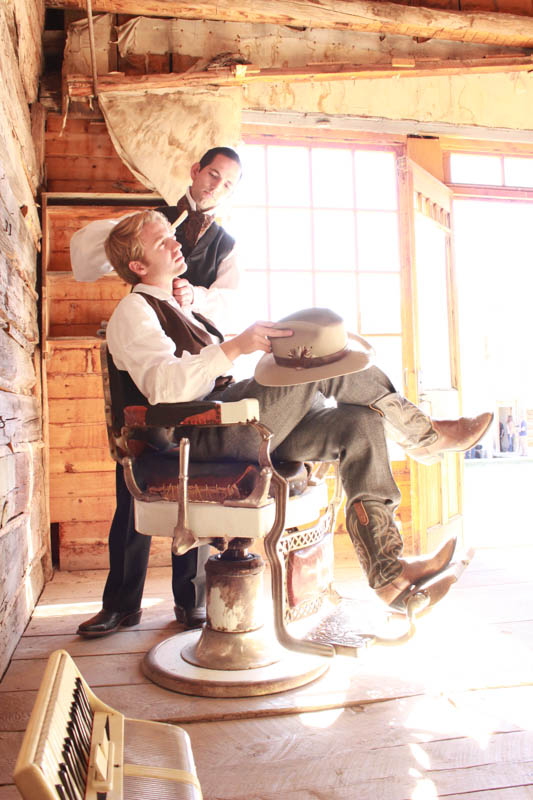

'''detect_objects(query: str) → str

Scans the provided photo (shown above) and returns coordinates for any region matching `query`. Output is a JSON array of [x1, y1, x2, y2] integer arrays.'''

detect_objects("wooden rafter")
[[66, 54, 533, 97], [45, 0, 533, 48]]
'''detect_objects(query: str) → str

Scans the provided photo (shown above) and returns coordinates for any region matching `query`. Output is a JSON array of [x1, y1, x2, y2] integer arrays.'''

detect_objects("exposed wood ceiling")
[[66, 54, 533, 98], [44, 0, 533, 47]]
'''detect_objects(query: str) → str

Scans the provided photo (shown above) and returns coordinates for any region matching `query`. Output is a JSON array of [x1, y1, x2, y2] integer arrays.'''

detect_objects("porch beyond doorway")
[[464, 457, 533, 548]]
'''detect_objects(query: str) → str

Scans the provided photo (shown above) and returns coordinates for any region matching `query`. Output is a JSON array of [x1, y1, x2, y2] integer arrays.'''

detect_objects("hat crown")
[[271, 308, 347, 364], [255, 306, 372, 387]]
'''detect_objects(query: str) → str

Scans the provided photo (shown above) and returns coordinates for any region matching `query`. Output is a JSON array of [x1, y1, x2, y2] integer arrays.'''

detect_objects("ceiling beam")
[[45, 0, 533, 48], [66, 54, 533, 97]]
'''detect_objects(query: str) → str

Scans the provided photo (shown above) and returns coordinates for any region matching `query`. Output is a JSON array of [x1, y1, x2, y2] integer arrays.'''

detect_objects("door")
[[398, 158, 463, 554]]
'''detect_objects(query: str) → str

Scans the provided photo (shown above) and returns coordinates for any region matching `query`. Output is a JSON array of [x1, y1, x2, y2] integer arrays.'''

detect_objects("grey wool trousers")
[[183, 365, 404, 587], [195, 364, 401, 509]]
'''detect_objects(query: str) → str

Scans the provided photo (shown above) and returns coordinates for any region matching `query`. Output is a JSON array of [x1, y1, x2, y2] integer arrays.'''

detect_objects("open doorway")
[[451, 152, 533, 545]]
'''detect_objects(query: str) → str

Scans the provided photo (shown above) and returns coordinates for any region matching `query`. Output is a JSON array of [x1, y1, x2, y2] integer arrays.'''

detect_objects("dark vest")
[[156, 203, 235, 289], [107, 292, 227, 432]]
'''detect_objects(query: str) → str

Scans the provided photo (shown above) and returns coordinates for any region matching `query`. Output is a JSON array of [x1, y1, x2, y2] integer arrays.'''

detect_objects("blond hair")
[[104, 210, 171, 284]]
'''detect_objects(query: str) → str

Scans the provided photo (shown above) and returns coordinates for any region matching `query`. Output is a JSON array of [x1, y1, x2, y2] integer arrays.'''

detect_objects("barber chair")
[[101, 345, 430, 698]]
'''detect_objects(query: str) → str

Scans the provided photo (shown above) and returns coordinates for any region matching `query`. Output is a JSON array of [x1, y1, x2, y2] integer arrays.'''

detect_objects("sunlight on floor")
[[32, 596, 165, 617], [410, 775, 438, 799], [298, 707, 346, 729]]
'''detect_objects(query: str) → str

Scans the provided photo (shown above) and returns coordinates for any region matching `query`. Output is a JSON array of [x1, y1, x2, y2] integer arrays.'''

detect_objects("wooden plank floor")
[[1, 542, 532, 799]]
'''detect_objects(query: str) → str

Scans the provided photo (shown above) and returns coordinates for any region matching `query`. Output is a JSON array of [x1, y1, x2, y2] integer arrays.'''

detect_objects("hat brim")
[[254, 347, 373, 387]]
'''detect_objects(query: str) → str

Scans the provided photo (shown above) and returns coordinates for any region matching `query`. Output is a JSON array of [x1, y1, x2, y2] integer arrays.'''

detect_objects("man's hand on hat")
[[220, 321, 293, 363], [173, 277, 194, 307]]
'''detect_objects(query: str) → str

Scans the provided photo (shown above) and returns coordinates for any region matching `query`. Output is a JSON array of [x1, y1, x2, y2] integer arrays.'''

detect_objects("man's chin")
[[197, 197, 215, 211]]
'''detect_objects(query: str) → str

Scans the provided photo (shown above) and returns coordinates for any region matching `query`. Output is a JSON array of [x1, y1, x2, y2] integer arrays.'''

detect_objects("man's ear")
[[190, 162, 201, 181], [129, 259, 147, 278]]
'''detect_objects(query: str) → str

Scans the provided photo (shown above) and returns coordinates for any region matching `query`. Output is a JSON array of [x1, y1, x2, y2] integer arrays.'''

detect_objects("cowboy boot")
[[345, 500, 404, 591], [407, 414, 493, 464], [375, 539, 457, 612], [372, 393, 493, 465], [346, 499, 456, 610]]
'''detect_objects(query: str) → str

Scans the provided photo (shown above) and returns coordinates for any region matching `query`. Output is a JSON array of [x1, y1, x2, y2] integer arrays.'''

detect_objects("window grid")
[[351, 147, 362, 336], [448, 151, 533, 190], [230, 140, 402, 340]]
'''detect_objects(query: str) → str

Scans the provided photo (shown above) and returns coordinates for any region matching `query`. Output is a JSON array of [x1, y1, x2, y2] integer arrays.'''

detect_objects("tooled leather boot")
[[375, 538, 457, 611], [346, 499, 457, 611], [372, 394, 493, 465], [345, 499, 404, 591], [407, 414, 493, 464]]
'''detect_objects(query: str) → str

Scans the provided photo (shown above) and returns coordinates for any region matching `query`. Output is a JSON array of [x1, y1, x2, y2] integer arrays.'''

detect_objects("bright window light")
[[449, 153, 503, 185], [503, 156, 533, 188], [229, 140, 403, 384]]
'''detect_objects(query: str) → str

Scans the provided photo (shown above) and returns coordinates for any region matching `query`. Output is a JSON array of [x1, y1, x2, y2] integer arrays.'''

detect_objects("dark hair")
[[198, 147, 242, 171]]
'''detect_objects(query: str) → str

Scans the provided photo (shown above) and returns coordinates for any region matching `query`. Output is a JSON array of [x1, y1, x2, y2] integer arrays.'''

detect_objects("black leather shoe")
[[174, 604, 206, 629], [77, 608, 142, 638]]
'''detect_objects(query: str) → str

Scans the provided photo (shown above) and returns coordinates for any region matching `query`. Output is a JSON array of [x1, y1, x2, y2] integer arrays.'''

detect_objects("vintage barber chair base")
[[143, 546, 330, 698], [143, 631, 329, 698]]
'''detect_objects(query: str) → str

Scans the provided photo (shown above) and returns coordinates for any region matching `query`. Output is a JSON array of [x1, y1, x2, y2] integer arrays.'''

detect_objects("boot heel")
[[121, 610, 142, 628]]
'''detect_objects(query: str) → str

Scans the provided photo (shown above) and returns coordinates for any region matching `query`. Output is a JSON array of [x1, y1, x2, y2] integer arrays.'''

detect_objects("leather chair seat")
[[132, 449, 309, 503]]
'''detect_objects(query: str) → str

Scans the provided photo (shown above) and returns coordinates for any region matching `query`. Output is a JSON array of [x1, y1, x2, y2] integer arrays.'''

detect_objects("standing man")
[[160, 147, 241, 331], [71, 148, 242, 636]]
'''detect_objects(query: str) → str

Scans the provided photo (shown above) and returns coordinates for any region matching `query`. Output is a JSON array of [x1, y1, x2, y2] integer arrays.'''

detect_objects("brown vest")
[[107, 292, 231, 432]]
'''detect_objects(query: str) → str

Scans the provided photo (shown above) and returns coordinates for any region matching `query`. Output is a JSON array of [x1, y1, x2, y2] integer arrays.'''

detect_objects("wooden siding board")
[[58, 524, 171, 570], [0, 513, 46, 676], [0, 391, 41, 446], [47, 338, 101, 374], [0, 447, 34, 529], [49, 397, 107, 425], [48, 299, 124, 327], [48, 273, 129, 300], [0, 251, 39, 345], [9, 0, 45, 104], [49, 494, 116, 522], [49, 471, 115, 498], [48, 423, 109, 449], [47, 374, 104, 398], [49, 446, 113, 473], [0, 160, 39, 288], [0, 331, 37, 394], [0, 6, 40, 196], [44, 117, 154, 194]]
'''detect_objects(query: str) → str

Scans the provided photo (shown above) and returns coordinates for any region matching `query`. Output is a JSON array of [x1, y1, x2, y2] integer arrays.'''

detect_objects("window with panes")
[[225, 140, 403, 389]]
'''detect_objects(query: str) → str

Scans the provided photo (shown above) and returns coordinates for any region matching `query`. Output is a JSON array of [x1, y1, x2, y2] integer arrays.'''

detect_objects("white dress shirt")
[[69, 189, 239, 331], [106, 284, 233, 405]]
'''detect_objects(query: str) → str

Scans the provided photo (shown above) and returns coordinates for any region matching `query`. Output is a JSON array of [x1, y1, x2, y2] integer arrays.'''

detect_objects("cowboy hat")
[[254, 307, 374, 387]]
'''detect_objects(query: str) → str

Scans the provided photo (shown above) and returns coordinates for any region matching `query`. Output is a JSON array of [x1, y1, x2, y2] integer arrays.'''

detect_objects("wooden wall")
[[42, 118, 176, 568], [0, 0, 47, 677]]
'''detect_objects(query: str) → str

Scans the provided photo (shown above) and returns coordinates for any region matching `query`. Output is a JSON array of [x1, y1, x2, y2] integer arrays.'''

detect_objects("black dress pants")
[[102, 464, 205, 613]]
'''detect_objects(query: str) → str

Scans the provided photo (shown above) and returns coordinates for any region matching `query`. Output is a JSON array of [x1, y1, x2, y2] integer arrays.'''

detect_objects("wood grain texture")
[[44, 0, 533, 47], [1, 545, 532, 797]]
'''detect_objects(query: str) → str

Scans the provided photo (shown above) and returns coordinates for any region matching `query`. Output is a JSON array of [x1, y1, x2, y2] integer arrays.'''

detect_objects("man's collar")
[[132, 283, 174, 302]]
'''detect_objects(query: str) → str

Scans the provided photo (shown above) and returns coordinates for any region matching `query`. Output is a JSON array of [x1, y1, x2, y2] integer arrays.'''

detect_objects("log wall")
[[0, 0, 47, 677]]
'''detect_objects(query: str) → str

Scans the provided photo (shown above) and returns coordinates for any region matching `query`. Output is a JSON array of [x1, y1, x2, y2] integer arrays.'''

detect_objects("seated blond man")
[[85, 209, 484, 621]]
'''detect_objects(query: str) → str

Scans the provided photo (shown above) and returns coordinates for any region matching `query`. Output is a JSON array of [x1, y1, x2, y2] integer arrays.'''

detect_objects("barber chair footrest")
[[303, 598, 376, 655]]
